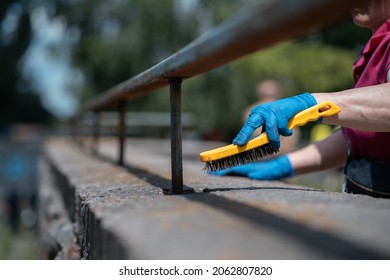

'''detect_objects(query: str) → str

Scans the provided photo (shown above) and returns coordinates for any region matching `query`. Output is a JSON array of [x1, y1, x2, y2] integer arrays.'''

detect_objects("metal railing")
[[71, 0, 363, 194]]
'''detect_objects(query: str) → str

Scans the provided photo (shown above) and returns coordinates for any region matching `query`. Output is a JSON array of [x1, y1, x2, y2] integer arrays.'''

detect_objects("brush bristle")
[[205, 143, 278, 172]]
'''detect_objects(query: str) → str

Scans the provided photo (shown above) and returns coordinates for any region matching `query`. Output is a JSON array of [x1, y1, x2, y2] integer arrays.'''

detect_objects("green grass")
[[0, 221, 39, 260]]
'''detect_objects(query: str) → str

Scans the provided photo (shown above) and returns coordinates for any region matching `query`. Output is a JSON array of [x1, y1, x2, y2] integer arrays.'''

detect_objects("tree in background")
[[0, 0, 52, 132], [42, 0, 370, 140]]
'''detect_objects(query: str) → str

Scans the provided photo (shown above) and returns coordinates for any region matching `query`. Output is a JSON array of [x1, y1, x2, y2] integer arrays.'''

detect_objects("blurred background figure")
[[0, 125, 45, 259], [243, 80, 301, 155]]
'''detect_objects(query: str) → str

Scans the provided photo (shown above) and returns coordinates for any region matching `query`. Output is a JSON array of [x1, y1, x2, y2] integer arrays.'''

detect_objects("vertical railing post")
[[92, 111, 100, 155], [81, 114, 88, 148], [76, 115, 82, 147], [69, 118, 76, 143], [169, 78, 183, 194], [118, 101, 127, 166]]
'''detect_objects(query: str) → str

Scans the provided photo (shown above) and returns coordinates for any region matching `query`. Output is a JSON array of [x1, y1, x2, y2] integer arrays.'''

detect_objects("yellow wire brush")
[[200, 101, 341, 172]]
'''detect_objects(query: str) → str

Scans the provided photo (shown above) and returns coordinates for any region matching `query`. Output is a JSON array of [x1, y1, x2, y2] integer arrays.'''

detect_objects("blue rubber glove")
[[233, 93, 317, 150], [210, 155, 294, 180]]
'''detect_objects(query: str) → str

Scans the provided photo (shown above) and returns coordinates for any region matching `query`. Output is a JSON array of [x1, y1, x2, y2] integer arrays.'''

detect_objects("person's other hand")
[[210, 155, 294, 180], [233, 93, 316, 150]]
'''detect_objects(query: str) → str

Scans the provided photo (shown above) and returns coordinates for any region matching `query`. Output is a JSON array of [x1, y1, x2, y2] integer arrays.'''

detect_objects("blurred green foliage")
[[0, 0, 52, 131], [183, 41, 356, 138], [43, 0, 370, 140]]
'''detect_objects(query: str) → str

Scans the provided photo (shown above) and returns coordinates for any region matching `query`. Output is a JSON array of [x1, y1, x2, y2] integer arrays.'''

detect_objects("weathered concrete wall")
[[38, 158, 80, 259], [39, 138, 390, 259]]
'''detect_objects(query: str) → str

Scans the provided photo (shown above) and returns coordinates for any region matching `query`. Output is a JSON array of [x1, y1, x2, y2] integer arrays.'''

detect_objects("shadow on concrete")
[[94, 152, 192, 193], [202, 186, 322, 193], [185, 192, 389, 259], [94, 151, 319, 193], [93, 152, 389, 259]]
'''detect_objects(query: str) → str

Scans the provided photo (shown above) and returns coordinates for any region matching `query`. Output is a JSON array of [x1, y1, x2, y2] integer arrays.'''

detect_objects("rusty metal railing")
[[71, 0, 363, 194]]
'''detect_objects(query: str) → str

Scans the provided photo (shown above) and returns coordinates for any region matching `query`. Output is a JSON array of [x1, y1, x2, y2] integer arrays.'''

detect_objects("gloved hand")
[[210, 155, 294, 180], [233, 93, 317, 150]]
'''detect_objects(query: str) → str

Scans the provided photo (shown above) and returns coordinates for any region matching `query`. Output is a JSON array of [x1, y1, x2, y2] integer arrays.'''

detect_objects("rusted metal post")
[[69, 118, 76, 143], [169, 78, 183, 194], [81, 114, 87, 148], [118, 101, 127, 166], [92, 111, 100, 154], [76, 115, 82, 147]]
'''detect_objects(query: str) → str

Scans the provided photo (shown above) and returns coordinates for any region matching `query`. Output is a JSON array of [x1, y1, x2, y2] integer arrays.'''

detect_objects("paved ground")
[[42, 137, 390, 259]]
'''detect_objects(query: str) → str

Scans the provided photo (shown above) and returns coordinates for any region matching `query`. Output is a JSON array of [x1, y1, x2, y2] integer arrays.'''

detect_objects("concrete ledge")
[[38, 159, 80, 259], [41, 138, 390, 259]]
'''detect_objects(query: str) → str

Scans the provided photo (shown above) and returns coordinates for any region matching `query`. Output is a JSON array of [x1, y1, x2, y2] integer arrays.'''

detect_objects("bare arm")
[[287, 129, 347, 175], [312, 83, 390, 132]]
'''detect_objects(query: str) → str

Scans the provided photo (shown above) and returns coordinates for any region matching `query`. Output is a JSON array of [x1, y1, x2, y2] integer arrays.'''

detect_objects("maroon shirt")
[[342, 19, 390, 162]]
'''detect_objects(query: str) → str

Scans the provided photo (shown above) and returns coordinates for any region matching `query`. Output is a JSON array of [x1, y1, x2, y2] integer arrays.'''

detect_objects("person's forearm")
[[312, 83, 390, 131], [287, 130, 348, 175]]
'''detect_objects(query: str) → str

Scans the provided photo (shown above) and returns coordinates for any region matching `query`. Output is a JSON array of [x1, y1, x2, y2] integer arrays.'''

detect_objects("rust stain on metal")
[[169, 78, 184, 194], [117, 101, 127, 166]]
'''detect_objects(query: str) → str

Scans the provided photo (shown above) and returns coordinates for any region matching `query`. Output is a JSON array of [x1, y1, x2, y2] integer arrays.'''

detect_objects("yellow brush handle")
[[199, 101, 340, 162], [287, 101, 340, 129]]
